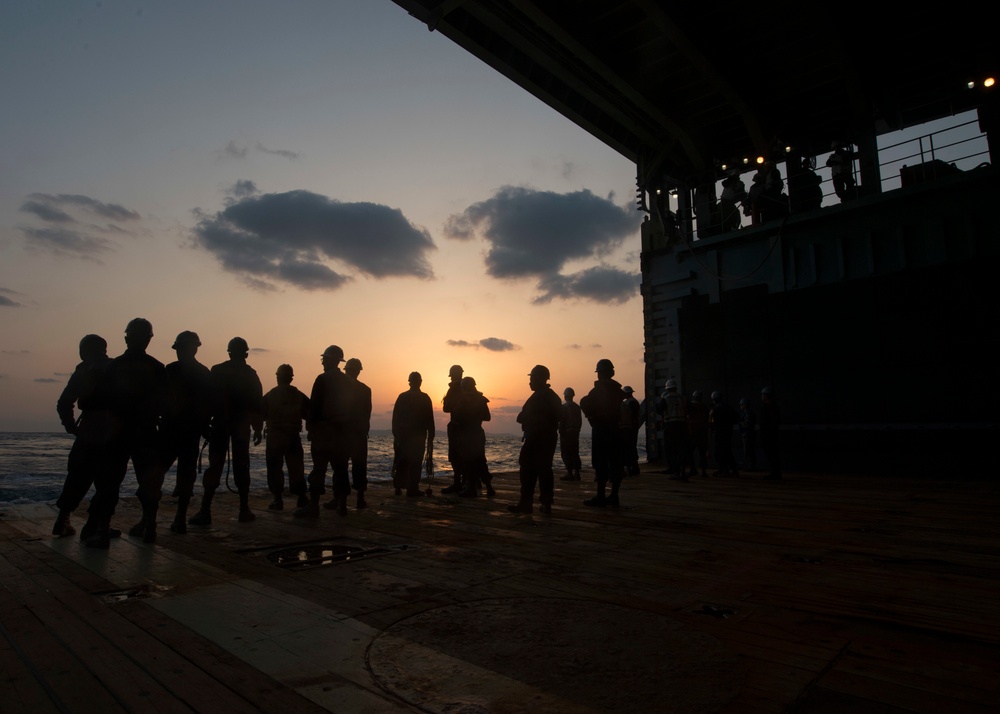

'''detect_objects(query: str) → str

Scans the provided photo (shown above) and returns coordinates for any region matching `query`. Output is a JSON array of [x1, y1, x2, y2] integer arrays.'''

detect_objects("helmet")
[[665, 378, 677, 391], [461, 376, 477, 389], [172, 330, 201, 349], [322, 345, 344, 362], [623, 385, 634, 394], [227, 336, 249, 354], [564, 387, 575, 398], [595, 358, 615, 373], [739, 398, 748, 406], [276, 364, 293, 376], [529, 364, 550, 381], [711, 390, 722, 402], [125, 317, 153, 337], [761, 386, 772, 395], [449, 364, 464, 378], [345, 357, 363, 371], [691, 390, 701, 401]]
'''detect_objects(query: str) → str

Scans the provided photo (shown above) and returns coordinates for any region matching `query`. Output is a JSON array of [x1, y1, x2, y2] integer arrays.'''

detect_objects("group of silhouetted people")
[[53, 320, 377, 548], [55, 320, 656, 546], [653, 381, 781, 481]]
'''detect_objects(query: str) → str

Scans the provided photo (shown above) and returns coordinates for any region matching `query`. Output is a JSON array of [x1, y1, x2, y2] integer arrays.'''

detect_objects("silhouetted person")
[[793, 157, 823, 212], [508, 365, 561, 514], [85, 318, 165, 548], [337, 357, 372, 511], [720, 172, 746, 231], [686, 391, 710, 479], [189, 337, 263, 526], [621, 385, 642, 477], [159, 331, 213, 534], [662, 378, 687, 480], [52, 334, 112, 538], [391, 371, 435, 498], [826, 143, 856, 202], [262, 364, 309, 512], [710, 391, 740, 477], [746, 169, 766, 224], [452, 376, 493, 498], [581, 359, 627, 507], [559, 387, 583, 481], [441, 364, 465, 494], [759, 387, 782, 480], [296, 345, 352, 517], [739, 397, 757, 472]]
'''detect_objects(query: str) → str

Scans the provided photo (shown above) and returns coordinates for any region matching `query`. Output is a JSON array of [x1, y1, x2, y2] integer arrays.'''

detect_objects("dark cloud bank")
[[193, 189, 435, 291], [445, 185, 641, 304]]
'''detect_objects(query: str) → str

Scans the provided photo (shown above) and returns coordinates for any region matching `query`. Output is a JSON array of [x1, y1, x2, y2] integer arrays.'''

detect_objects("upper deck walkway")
[[2, 466, 998, 712]]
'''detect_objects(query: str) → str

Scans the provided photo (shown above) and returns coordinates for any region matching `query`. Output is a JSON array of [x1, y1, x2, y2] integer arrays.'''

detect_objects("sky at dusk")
[[0, 0, 645, 434]]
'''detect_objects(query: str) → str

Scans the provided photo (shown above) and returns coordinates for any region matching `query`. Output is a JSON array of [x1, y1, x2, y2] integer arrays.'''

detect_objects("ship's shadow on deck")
[[2, 466, 999, 713]]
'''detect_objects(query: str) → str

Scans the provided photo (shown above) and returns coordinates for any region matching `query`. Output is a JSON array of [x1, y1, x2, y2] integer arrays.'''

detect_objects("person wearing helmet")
[[391, 371, 435, 497], [189, 336, 264, 526], [451, 375, 493, 498], [508, 365, 561, 514], [661, 377, 688, 481], [85, 318, 166, 548], [262, 364, 310, 512], [620, 386, 642, 477], [296, 345, 353, 517], [709, 391, 740, 478], [157, 330, 213, 534], [52, 334, 112, 538], [337, 357, 372, 510], [580, 359, 627, 506], [759, 387, 781, 480], [559, 387, 583, 481], [440, 364, 466, 495]]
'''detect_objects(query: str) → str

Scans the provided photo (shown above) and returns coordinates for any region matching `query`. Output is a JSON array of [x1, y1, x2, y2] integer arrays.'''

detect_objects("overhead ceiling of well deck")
[[390, 1, 996, 186]]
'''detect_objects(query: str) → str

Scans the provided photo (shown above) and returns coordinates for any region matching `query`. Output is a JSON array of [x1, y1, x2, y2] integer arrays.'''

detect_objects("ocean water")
[[0, 431, 604, 504]]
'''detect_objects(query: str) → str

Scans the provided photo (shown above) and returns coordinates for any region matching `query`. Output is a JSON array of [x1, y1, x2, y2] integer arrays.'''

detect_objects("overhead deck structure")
[[391, 0, 999, 473]]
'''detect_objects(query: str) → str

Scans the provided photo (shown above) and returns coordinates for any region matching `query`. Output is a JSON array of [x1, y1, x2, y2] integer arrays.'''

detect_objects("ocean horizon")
[[0, 431, 626, 505]]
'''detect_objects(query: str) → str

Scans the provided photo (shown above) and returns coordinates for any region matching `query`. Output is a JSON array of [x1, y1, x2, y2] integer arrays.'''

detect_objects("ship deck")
[[2, 466, 998, 713]]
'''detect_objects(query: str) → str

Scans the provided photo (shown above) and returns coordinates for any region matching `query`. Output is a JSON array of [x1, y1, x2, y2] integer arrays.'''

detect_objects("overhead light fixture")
[[756, 156, 765, 165], [968, 80, 976, 89], [986, 77, 996, 88], [742, 157, 749, 165]]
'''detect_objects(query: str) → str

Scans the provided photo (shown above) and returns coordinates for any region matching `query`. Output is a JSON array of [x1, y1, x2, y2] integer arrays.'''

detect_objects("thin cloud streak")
[[446, 338, 520, 352]]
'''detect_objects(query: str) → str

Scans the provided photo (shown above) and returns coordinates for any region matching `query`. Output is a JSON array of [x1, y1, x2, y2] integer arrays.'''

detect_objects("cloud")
[[223, 140, 248, 159], [34, 377, 60, 383], [25, 193, 140, 222], [193, 190, 435, 292], [229, 179, 259, 198], [533, 266, 639, 305], [256, 142, 300, 160], [444, 185, 641, 304], [0, 289, 24, 308], [18, 193, 142, 259], [221, 140, 300, 161], [479, 337, 518, 352], [447, 337, 520, 352], [21, 226, 115, 259]]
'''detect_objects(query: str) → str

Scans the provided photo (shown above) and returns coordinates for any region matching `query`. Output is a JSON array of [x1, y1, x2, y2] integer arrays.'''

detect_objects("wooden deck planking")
[[2, 465, 999, 712]]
